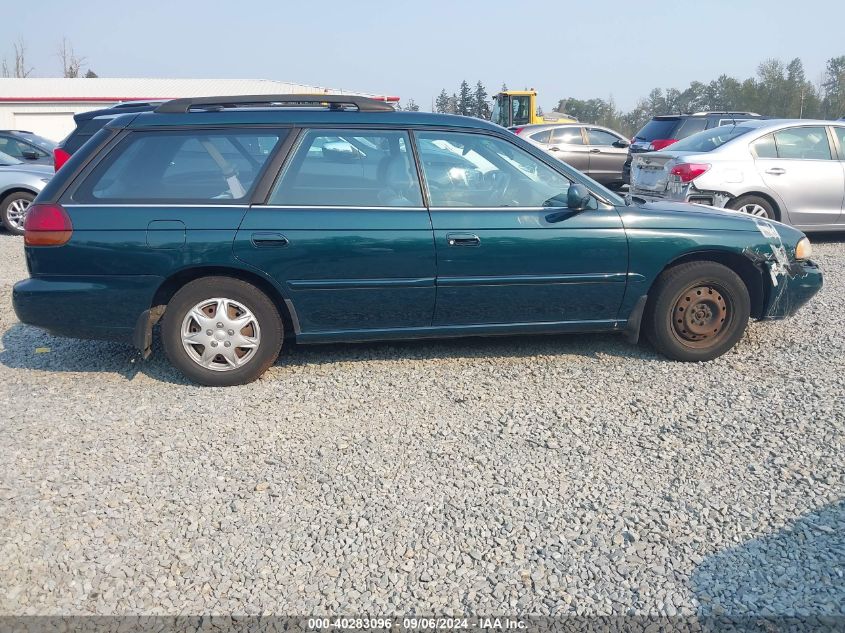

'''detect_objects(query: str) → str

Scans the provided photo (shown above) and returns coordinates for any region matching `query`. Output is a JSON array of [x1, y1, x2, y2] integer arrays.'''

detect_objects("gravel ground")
[[0, 231, 842, 618]]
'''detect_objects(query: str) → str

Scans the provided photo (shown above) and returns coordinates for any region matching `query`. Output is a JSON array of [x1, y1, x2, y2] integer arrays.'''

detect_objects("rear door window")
[[833, 126, 845, 159], [269, 129, 423, 207], [750, 134, 778, 158], [74, 129, 285, 202], [773, 127, 832, 160], [551, 127, 584, 145]]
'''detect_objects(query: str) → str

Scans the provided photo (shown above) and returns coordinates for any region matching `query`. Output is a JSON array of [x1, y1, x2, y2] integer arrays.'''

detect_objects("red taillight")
[[670, 163, 711, 183], [53, 148, 71, 172], [24, 203, 73, 246], [648, 138, 678, 151], [513, 126, 525, 135]]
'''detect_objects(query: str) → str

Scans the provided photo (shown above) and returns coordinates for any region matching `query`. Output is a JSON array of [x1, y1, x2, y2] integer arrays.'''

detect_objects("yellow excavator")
[[491, 89, 576, 129]]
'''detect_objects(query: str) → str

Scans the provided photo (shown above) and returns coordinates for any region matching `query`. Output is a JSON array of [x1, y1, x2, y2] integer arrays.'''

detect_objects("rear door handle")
[[447, 233, 480, 247], [589, 148, 601, 153], [251, 232, 289, 247], [765, 168, 786, 175]]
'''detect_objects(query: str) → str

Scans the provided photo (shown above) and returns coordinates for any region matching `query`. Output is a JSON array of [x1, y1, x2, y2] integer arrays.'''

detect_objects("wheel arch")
[[0, 187, 39, 202], [649, 249, 767, 319], [139, 265, 297, 356], [729, 191, 784, 222]]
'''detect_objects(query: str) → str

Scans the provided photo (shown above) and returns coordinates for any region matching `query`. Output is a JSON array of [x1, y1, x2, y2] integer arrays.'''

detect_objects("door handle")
[[251, 232, 289, 247], [548, 146, 560, 151], [447, 233, 480, 247], [589, 148, 601, 153], [765, 168, 786, 175]]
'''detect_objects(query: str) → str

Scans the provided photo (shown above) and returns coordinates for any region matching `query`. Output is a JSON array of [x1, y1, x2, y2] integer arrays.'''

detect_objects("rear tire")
[[727, 195, 776, 220], [644, 261, 750, 362], [161, 277, 283, 386], [1, 191, 35, 235]]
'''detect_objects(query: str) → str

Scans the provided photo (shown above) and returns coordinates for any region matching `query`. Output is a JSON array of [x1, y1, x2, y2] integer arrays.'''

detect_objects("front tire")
[[644, 261, 750, 362], [1, 191, 35, 235], [161, 277, 283, 386]]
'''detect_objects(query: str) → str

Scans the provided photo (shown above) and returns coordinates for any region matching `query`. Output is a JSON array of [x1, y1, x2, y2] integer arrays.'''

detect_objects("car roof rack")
[[690, 111, 760, 116], [155, 94, 396, 114]]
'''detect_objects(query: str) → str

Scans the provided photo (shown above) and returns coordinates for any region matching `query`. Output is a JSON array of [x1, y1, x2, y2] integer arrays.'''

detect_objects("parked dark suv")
[[54, 101, 162, 170], [623, 112, 765, 183], [14, 95, 821, 386]]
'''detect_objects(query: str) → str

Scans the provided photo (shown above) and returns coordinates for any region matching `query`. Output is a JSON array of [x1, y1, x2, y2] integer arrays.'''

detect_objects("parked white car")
[[629, 119, 845, 231]]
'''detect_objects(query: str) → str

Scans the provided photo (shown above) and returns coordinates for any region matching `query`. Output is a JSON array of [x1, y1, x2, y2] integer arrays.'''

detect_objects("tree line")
[[1, 37, 98, 78], [429, 55, 844, 136]]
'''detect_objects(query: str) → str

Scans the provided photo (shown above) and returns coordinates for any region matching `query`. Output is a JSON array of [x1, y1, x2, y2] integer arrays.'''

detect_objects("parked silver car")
[[629, 119, 845, 231], [515, 123, 630, 188], [0, 151, 52, 235]]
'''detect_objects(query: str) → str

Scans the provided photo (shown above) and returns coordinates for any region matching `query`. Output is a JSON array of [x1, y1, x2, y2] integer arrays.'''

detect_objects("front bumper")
[[13, 275, 161, 344], [761, 259, 823, 320]]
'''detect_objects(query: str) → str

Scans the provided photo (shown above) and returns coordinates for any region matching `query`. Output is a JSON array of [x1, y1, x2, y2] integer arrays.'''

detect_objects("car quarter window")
[[269, 129, 423, 207], [586, 129, 620, 146], [551, 127, 583, 145], [74, 129, 285, 203], [772, 126, 832, 160], [415, 131, 572, 208]]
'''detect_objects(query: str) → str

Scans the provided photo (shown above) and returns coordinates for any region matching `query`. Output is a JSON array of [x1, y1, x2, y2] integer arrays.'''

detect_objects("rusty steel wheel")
[[644, 261, 750, 362], [671, 284, 730, 348]]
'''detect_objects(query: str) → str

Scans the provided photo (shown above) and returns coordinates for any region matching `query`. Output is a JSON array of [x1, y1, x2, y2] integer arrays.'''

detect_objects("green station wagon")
[[13, 95, 822, 386]]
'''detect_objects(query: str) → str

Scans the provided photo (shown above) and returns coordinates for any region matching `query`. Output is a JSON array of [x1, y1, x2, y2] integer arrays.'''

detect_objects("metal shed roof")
[[0, 78, 398, 102]]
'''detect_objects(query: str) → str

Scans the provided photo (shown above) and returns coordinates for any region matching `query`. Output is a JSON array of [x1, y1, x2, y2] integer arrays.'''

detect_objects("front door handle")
[[251, 232, 289, 247], [589, 148, 601, 153], [447, 233, 480, 247], [548, 146, 560, 152], [765, 167, 786, 175]]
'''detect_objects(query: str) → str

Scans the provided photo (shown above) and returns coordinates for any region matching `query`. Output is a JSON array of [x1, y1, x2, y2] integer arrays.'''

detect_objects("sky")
[[4, 0, 844, 112]]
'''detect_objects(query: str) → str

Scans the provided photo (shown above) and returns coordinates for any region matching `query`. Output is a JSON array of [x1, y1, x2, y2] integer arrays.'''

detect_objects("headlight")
[[795, 237, 812, 260]]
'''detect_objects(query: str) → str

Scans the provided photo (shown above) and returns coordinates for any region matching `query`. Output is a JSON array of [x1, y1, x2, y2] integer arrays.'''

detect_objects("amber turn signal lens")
[[24, 204, 73, 247], [795, 237, 812, 261]]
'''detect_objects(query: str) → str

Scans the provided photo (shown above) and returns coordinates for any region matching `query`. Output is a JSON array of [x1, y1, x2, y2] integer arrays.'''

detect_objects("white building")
[[0, 78, 398, 142]]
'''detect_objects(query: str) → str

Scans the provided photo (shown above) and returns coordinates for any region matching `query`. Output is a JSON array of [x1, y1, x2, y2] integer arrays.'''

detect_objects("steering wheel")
[[488, 170, 512, 202]]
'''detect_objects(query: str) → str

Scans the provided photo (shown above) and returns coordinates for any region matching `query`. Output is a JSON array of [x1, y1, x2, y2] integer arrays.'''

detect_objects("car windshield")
[[0, 150, 23, 166], [668, 126, 754, 152]]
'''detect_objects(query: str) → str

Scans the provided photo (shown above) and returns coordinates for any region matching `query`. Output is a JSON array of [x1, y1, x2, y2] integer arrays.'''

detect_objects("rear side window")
[[74, 129, 285, 203], [772, 126, 832, 160], [551, 127, 583, 145], [269, 129, 423, 207], [529, 130, 551, 143], [675, 118, 707, 139], [635, 118, 680, 141]]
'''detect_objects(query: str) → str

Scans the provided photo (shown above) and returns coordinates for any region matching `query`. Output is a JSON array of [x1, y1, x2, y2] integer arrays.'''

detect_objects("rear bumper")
[[13, 275, 161, 344], [761, 260, 823, 319]]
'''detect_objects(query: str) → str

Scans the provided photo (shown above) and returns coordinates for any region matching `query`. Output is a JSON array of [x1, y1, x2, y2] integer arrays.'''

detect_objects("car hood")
[[0, 163, 53, 177], [624, 198, 805, 245]]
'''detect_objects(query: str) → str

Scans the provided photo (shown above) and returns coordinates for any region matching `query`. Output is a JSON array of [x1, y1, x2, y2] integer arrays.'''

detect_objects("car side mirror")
[[567, 184, 592, 211], [21, 150, 40, 160], [612, 140, 630, 148]]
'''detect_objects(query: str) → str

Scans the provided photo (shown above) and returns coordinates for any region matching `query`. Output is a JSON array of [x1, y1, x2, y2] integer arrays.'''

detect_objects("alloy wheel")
[[181, 298, 261, 371], [737, 203, 770, 218], [6, 198, 31, 231]]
